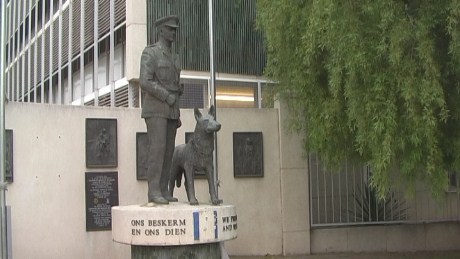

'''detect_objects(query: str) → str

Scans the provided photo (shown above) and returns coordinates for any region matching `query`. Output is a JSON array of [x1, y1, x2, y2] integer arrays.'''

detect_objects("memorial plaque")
[[5, 130, 13, 183], [85, 172, 119, 231], [136, 132, 148, 180], [85, 118, 117, 168], [233, 132, 264, 177]]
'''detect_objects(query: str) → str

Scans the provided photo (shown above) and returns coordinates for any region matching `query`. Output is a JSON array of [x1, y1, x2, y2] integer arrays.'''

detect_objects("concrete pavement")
[[231, 251, 460, 259]]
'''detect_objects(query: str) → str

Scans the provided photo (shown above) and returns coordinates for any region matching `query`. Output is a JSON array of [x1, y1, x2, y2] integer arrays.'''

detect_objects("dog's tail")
[[176, 170, 183, 188]]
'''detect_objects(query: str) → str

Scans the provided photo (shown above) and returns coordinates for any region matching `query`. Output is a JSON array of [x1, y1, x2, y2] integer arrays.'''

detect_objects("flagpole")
[[208, 0, 219, 199], [0, 0, 9, 257]]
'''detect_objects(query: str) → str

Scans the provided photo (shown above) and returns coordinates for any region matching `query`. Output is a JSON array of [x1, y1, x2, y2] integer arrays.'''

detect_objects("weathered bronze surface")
[[139, 15, 183, 204], [169, 106, 222, 205]]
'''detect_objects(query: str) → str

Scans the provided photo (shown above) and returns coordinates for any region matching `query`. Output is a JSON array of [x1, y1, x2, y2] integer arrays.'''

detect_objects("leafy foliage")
[[257, 0, 460, 198]]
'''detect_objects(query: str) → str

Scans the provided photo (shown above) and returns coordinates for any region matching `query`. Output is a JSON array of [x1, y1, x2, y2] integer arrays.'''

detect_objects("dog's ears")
[[208, 105, 216, 117], [194, 107, 202, 120]]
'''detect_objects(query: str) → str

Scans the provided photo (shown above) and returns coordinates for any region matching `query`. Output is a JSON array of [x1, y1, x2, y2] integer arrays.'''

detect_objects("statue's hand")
[[166, 94, 176, 106]]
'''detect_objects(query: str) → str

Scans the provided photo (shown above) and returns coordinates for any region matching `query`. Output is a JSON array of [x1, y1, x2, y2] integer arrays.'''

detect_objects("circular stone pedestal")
[[112, 202, 237, 258]]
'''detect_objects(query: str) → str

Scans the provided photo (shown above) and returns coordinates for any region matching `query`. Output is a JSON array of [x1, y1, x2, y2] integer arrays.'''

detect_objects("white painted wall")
[[4, 102, 286, 258]]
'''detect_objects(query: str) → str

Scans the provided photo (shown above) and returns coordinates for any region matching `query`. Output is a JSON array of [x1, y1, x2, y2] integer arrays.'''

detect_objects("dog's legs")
[[168, 164, 181, 201], [184, 164, 199, 205], [184, 173, 190, 201], [207, 164, 222, 205]]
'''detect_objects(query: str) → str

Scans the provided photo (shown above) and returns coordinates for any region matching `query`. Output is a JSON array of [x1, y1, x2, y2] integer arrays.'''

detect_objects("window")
[[53, 0, 59, 14], [30, 8, 36, 37], [45, 0, 51, 22], [216, 81, 258, 108], [179, 80, 207, 109]]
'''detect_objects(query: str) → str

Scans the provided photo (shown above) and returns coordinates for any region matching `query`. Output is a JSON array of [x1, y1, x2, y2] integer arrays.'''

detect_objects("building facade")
[[2, 0, 460, 258], [4, 0, 272, 110], [4, 0, 127, 106]]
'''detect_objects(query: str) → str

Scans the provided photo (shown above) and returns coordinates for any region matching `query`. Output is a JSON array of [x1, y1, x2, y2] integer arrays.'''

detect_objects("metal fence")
[[309, 153, 460, 227]]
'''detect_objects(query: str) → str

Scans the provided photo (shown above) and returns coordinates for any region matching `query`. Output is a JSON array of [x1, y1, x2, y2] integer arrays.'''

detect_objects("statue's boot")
[[149, 194, 169, 204], [161, 174, 178, 202], [148, 173, 169, 204], [163, 194, 178, 202]]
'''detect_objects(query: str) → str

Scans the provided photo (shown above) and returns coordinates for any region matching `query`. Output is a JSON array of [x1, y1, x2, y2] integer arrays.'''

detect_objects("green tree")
[[257, 0, 460, 198]]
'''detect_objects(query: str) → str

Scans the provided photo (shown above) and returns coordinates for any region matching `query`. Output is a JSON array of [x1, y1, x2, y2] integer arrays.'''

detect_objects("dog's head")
[[194, 105, 221, 133]]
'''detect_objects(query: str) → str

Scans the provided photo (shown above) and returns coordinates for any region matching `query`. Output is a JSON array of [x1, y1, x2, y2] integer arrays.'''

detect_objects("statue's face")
[[160, 26, 177, 43]]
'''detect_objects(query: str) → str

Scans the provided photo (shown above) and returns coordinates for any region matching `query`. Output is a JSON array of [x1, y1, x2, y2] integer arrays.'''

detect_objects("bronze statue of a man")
[[139, 15, 182, 204]]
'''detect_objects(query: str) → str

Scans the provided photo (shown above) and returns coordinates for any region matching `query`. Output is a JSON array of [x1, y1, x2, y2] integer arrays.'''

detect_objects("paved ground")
[[231, 251, 460, 259]]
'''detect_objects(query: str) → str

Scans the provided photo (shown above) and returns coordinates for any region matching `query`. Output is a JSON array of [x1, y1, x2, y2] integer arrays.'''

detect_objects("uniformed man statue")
[[139, 15, 182, 204]]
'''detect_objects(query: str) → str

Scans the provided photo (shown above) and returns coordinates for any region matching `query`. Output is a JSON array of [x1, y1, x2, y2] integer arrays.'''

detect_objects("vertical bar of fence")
[[346, 160, 349, 223], [338, 164, 342, 223], [316, 154, 320, 224], [382, 191, 386, 221], [309, 154, 314, 226], [331, 164, 334, 223], [401, 190, 404, 220], [352, 165, 357, 222], [367, 166, 371, 222], [323, 164, 327, 223], [360, 165, 364, 222], [390, 192, 395, 220]]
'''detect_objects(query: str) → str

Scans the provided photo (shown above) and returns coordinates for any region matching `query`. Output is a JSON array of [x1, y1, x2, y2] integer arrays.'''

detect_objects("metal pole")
[[208, 0, 216, 110], [0, 0, 9, 257], [208, 0, 218, 198]]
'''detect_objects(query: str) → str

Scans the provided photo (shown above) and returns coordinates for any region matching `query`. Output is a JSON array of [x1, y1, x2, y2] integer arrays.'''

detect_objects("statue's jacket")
[[139, 43, 182, 119]]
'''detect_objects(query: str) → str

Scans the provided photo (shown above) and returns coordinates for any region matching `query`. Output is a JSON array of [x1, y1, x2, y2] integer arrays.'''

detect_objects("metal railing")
[[309, 153, 460, 227]]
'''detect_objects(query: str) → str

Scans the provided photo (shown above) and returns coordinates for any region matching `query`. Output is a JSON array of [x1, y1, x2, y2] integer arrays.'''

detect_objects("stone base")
[[131, 243, 221, 259], [112, 202, 237, 246]]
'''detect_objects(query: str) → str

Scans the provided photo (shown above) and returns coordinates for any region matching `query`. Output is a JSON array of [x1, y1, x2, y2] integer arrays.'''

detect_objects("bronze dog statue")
[[168, 106, 222, 205]]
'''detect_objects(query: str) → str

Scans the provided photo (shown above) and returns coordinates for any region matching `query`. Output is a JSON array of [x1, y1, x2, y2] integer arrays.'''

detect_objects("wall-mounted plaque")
[[136, 132, 148, 180], [85, 172, 119, 231], [233, 132, 264, 177], [85, 118, 117, 168], [5, 130, 13, 183]]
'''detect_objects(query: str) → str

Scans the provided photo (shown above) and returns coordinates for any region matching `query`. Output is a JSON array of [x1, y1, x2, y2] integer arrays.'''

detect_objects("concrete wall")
[[276, 101, 310, 255], [311, 222, 460, 253], [4, 102, 296, 258], [125, 0, 147, 81]]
